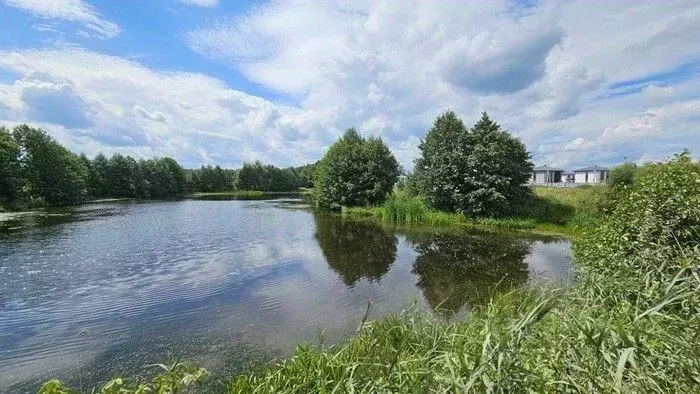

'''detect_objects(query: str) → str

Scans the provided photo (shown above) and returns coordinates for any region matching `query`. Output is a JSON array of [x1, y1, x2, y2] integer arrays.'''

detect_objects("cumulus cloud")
[[642, 84, 674, 99], [0, 48, 333, 166], [439, 15, 563, 93], [2, 1, 699, 170], [182, 0, 700, 169], [14, 73, 94, 128], [5, 0, 120, 38]]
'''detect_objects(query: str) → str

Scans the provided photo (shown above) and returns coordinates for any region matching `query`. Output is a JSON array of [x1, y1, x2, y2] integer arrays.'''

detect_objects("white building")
[[530, 166, 563, 184], [573, 166, 608, 184]]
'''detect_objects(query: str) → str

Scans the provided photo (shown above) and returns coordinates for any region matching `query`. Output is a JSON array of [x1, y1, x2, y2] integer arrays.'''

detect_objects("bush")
[[315, 128, 400, 210]]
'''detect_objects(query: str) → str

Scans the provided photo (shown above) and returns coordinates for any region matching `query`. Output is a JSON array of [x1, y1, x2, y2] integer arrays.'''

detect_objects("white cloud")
[[642, 84, 674, 99], [133, 105, 167, 123], [184, 0, 700, 169], [5, 0, 120, 38], [0, 48, 333, 167], [177, 0, 218, 7], [2, 1, 699, 170]]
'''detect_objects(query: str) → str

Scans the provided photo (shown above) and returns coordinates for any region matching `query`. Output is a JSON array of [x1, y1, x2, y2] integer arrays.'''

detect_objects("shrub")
[[315, 128, 400, 210]]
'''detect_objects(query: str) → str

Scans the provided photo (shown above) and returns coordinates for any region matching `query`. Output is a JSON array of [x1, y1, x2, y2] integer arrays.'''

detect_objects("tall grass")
[[226, 154, 700, 392], [40, 154, 700, 393], [343, 190, 554, 233]]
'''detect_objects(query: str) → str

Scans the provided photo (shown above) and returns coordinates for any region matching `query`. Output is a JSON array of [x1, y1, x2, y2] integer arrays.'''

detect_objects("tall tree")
[[315, 128, 400, 210], [413, 111, 533, 217], [0, 126, 23, 207], [12, 125, 87, 205]]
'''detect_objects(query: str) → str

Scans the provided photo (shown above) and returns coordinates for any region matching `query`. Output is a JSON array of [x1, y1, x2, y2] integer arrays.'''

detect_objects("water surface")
[[0, 198, 570, 391]]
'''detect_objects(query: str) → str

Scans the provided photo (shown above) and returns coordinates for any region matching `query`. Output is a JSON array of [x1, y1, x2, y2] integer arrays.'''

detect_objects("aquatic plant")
[[38, 362, 208, 394]]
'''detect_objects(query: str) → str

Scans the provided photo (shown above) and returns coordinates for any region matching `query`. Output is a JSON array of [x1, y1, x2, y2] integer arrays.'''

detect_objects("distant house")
[[563, 172, 575, 183], [530, 166, 563, 184], [573, 165, 608, 184]]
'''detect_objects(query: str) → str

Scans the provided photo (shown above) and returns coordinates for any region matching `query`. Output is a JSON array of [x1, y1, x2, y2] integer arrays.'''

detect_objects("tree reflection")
[[407, 231, 531, 317], [314, 214, 397, 286]]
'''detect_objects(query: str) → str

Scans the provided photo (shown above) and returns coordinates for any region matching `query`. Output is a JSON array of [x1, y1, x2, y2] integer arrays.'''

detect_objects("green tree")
[[12, 125, 87, 205], [89, 153, 110, 198], [315, 128, 400, 210], [0, 126, 23, 207], [413, 111, 533, 217], [105, 154, 147, 198]]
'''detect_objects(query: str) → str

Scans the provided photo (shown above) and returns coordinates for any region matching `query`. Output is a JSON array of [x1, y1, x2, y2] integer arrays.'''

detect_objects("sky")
[[0, 0, 698, 170]]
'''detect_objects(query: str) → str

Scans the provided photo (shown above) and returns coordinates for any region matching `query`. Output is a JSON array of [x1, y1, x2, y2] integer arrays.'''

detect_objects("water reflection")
[[314, 214, 397, 286], [0, 200, 570, 391], [407, 231, 530, 317]]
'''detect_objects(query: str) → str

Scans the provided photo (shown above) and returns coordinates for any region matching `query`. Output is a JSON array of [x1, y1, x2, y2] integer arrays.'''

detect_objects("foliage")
[[227, 152, 700, 392], [236, 161, 308, 192], [12, 125, 87, 205], [0, 126, 24, 207], [0, 124, 315, 209], [315, 128, 400, 210], [598, 161, 639, 214], [38, 362, 208, 394], [342, 186, 598, 234], [39, 152, 700, 392], [185, 165, 237, 193], [413, 111, 533, 217], [381, 189, 429, 224]]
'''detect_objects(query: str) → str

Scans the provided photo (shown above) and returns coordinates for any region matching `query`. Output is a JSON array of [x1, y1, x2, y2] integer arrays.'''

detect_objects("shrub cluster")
[[314, 128, 400, 210]]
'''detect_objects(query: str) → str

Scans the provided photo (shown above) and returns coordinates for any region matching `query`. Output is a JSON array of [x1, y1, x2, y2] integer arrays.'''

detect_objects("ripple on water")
[[0, 199, 571, 392]]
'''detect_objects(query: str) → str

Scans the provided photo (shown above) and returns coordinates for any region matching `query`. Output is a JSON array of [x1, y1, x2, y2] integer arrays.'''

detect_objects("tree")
[[315, 128, 400, 210], [413, 111, 533, 217], [12, 125, 87, 205], [0, 126, 23, 207], [105, 154, 147, 198]]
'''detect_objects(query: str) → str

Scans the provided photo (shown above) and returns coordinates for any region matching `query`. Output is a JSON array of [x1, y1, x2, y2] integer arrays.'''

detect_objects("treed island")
[[1, 110, 698, 393]]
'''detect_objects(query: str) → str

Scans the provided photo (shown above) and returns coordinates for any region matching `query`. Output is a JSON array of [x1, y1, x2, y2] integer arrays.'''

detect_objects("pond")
[[0, 197, 571, 391]]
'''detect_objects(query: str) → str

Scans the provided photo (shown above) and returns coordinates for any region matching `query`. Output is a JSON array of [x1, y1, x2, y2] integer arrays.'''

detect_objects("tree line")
[[0, 125, 314, 209], [314, 111, 533, 217]]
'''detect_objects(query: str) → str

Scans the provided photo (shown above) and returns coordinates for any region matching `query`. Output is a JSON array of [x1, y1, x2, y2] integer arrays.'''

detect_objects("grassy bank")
[[342, 186, 599, 237], [40, 155, 700, 393], [225, 154, 700, 392]]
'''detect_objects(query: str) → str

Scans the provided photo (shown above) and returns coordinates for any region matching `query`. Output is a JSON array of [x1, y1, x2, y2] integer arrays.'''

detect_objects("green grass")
[[39, 157, 700, 393], [342, 188, 594, 236], [227, 157, 700, 393]]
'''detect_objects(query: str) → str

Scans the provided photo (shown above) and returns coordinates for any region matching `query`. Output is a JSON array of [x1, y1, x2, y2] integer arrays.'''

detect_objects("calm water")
[[0, 197, 571, 392]]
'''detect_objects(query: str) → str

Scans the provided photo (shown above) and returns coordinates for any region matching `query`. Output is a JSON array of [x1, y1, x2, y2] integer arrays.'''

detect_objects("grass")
[[342, 187, 597, 237], [227, 157, 700, 392], [39, 156, 700, 393]]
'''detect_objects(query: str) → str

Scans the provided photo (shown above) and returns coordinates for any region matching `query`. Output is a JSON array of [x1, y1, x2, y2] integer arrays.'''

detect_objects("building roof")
[[533, 166, 564, 172], [573, 165, 608, 172]]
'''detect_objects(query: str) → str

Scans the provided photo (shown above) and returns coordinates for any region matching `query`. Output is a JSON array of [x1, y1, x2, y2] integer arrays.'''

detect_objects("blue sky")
[[0, 0, 698, 169]]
